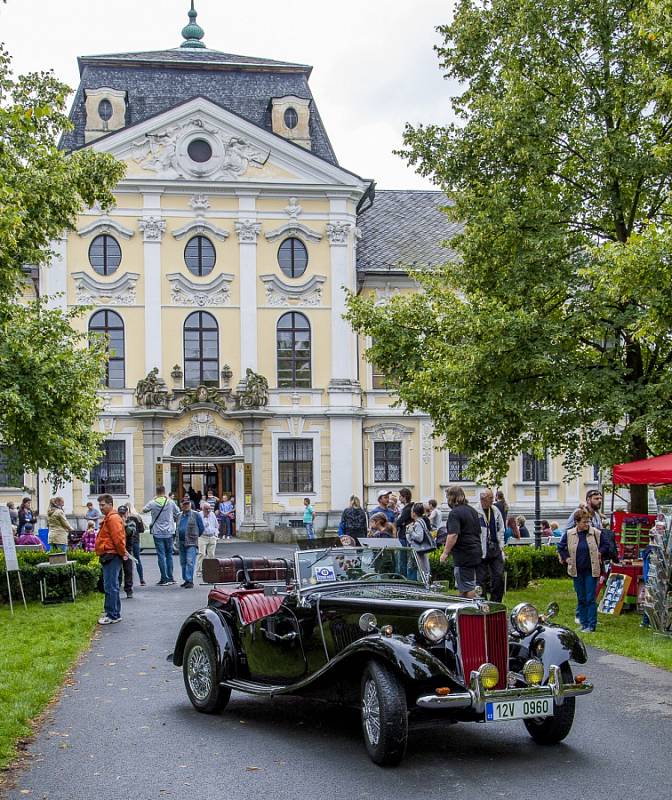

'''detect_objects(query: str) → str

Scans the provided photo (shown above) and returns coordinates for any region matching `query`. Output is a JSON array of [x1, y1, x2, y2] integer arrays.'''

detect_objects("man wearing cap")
[[369, 491, 396, 526], [177, 496, 204, 588]]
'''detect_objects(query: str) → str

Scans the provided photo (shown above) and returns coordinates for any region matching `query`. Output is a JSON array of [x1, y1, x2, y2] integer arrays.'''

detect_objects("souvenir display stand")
[[641, 513, 672, 634]]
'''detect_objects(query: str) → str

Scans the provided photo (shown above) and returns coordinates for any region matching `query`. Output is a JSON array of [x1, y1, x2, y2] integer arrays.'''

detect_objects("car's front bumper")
[[416, 664, 593, 713]]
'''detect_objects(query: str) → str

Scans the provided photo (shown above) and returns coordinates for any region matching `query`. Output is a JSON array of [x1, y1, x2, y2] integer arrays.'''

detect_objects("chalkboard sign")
[[0, 505, 19, 572], [598, 572, 632, 616]]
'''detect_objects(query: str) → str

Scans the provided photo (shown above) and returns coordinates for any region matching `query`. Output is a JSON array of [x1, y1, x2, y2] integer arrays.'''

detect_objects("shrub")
[[0, 550, 102, 603], [429, 545, 565, 590]]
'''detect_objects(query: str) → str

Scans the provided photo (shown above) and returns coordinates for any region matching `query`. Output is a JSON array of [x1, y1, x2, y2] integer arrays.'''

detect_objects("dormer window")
[[284, 108, 299, 130], [271, 96, 311, 150], [84, 88, 127, 143], [98, 99, 113, 123]]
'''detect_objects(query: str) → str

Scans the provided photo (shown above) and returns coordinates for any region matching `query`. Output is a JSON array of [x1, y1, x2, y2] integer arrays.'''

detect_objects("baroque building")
[[0, 6, 603, 533]]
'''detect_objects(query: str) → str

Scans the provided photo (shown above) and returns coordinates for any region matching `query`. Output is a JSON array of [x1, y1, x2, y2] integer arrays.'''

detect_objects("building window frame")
[[90, 439, 126, 496], [522, 451, 549, 483], [277, 237, 308, 279], [276, 311, 311, 388], [184, 235, 216, 277], [0, 447, 23, 489], [183, 311, 219, 388], [448, 452, 471, 482], [277, 438, 314, 494], [89, 309, 125, 389], [88, 234, 122, 276], [373, 441, 402, 483]]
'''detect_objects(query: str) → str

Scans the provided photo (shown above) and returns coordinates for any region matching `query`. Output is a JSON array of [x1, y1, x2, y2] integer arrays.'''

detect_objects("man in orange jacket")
[[95, 493, 129, 625]]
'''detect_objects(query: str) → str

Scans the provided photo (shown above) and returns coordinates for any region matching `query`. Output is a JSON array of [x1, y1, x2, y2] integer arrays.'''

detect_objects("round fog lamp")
[[511, 602, 540, 635], [479, 662, 499, 690], [522, 659, 545, 685], [418, 609, 449, 643]]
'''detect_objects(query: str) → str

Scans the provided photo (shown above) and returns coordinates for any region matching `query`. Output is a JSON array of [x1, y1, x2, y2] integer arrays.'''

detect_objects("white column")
[[42, 235, 68, 310], [235, 194, 260, 374], [329, 416, 363, 509], [327, 198, 358, 381], [140, 193, 165, 375]]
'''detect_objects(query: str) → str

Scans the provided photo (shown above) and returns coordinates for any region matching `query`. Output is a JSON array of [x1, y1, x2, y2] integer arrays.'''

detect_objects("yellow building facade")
[[0, 11, 604, 533]]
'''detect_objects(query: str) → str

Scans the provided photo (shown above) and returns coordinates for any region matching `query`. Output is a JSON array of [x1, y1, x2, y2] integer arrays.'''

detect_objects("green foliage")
[[429, 545, 566, 588], [346, 0, 672, 507], [0, 46, 125, 485], [0, 550, 102, 603], [0, 594, 102, 771]]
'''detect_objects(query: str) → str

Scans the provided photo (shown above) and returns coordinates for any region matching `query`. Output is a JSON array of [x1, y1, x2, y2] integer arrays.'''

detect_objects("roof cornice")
[[77, 55, 312, 77]]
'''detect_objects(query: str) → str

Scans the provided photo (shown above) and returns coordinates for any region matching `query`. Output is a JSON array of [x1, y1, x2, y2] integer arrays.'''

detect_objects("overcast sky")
[[1, 0, 458, 188]]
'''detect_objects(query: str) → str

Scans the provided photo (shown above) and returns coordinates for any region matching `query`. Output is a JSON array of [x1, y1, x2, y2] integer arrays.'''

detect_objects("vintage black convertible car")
[[172, 543, 594, 765]]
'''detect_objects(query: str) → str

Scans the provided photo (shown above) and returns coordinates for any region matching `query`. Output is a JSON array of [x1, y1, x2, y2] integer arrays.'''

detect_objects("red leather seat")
[[208, 588, 284, 625]]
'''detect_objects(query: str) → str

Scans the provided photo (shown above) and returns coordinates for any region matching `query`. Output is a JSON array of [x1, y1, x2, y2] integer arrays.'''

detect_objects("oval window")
[[184, 235, 216, 277], [98, 99, 113, 122], [88, 234, 122, 276], [187, 138, 213, 163], [277, 237, 308, 279], [284, 107, 299, 130]]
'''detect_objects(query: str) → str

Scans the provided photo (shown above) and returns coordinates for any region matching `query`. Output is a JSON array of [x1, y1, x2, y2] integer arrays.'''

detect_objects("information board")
[[0, 505, 19, 572]]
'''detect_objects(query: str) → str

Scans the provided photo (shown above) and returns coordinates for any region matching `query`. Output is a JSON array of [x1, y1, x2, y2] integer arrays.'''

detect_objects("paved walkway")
[[5, 542, 672, 800]]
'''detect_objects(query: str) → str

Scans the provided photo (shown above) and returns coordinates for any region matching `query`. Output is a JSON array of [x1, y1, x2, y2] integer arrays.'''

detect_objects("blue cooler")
[[38, 528, 50, 552]]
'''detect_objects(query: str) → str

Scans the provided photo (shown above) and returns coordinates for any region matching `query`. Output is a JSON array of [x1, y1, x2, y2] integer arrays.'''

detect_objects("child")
[[303, 497, 315, 540], [81, 520, 97, 552]]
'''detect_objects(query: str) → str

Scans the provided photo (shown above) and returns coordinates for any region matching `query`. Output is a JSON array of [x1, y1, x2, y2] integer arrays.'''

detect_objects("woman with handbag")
[[407, 502, 436, 581]]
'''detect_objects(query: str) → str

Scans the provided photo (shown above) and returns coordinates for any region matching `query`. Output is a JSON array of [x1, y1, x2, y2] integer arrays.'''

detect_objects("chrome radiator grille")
[[456, 610, 508, 689]]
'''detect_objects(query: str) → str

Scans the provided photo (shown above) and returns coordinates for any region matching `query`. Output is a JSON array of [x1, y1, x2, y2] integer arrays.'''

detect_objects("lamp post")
[[533, 453, 542, 550]]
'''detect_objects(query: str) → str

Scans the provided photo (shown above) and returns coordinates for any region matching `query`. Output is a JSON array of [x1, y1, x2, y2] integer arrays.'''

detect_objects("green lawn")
[[0, 595, 101, 772], [503, 578, 672, 672]]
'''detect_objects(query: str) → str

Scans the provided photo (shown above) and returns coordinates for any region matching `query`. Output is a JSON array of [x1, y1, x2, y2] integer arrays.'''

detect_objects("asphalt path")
[[6, 541, 672, 800]]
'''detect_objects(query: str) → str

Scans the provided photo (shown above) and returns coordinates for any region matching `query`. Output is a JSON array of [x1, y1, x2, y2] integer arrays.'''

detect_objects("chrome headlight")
[[510, 602, 540, 635], [418, 609, 449, 643]]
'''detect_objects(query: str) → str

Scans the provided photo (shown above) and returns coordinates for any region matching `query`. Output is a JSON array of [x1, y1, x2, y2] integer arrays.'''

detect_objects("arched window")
[[88, 234, 122, 276], [184, 311, 219, 388], [277, 312, 311, 388], [184, 235, 216, 276], [89, 310, 125, 388], [277, 237, 308, 278]]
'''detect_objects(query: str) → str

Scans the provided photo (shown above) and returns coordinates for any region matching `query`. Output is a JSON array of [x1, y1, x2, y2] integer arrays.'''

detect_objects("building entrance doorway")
[[167, 436, 238, 511]]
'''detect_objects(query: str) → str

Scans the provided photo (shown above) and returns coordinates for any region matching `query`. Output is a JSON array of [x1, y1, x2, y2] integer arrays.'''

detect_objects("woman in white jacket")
[[406, 502, 435, 580]]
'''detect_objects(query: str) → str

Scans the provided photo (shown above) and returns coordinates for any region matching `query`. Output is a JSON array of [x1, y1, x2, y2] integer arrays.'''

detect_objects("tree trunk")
[[629, 434, 649, 514]]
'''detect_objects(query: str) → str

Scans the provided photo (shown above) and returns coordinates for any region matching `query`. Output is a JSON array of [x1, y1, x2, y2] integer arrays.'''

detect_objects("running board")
[[222, 679, 288, 696]]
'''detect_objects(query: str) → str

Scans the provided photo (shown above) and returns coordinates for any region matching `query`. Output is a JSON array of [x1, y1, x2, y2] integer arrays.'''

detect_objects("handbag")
[[415, 520, 437, 554]]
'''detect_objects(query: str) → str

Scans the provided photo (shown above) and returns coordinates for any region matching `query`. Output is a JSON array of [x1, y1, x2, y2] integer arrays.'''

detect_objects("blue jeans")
[[102, 556, 122, 620], [132, 540, 144, 582], [573, 573, 598, 630], [305, 522, 315, 540], [179, 541, 198, 583], [154, 536, 174, 582]]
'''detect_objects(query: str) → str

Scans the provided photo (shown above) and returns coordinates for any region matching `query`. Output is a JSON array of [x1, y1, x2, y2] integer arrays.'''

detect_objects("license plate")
[[485, 697, 552, 722]]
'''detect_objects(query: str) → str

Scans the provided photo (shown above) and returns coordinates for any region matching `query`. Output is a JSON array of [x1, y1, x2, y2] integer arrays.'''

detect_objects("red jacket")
[[95, 511, 126, 558]]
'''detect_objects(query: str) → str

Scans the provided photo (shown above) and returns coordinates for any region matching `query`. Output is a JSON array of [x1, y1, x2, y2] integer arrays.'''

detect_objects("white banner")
[[0, 505, 19, 572]]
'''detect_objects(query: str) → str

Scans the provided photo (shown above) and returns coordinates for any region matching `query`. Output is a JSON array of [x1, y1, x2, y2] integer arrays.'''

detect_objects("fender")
[[172, 608, 237, 682], [518, 625, 588, 681]]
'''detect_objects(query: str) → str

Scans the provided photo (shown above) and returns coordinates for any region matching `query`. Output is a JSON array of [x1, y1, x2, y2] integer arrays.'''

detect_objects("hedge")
[[0, 550, 102, 603], [429, 545, 567, 590]]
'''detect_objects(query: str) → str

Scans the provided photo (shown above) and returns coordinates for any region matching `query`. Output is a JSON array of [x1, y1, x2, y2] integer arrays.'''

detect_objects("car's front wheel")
[[183, 630, 231, 714], [360, 660, 408, 766], [524, 663, 576, 745]]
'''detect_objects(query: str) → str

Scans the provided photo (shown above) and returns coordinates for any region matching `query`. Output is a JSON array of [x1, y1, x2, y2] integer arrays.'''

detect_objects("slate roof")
[[61, 47, 337, 164], [356, 190, 462, 274]]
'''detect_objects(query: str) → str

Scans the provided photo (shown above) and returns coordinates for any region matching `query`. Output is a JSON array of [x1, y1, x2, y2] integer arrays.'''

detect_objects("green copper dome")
[[180, 2, 206, 49]]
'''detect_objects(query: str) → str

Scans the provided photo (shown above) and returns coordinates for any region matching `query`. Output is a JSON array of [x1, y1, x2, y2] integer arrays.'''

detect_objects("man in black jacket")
[[395, 488, 413, 546]]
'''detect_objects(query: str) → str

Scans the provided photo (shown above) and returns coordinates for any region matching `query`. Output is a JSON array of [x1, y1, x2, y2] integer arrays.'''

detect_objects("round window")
[[98, 99, 113, 122], [277, 237, 308, 279], [88, 234, 122, 276], [284, 107, 299, 130], [187, 139, 213, 163], [184, 235, 216, 277]]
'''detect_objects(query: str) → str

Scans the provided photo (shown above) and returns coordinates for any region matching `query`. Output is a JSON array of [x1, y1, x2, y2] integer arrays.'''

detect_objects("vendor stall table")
[[36, 560, 77, 604]]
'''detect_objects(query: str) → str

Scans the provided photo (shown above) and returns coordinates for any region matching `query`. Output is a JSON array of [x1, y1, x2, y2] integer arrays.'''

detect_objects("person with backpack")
[[143, 485, 179, 586], [406, 502, 436, 581], [117, 505, 137, 599], [339, 496, 368, 542]]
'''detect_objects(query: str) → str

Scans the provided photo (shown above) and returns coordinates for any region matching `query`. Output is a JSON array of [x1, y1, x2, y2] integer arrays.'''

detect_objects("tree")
[[346, 0, 672, 512], [0, 47, 125, 485]]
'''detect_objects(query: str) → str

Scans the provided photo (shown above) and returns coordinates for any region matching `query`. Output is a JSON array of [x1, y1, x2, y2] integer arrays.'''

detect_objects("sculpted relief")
[[131, 118, 270, 180]]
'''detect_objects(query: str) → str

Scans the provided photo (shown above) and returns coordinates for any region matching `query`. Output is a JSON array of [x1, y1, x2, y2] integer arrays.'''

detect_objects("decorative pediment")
[[264, 221, 322, 243], [166, 272, 234, 307], [364, 423, 414, 441], [171, 220, 229, 241], [72, 271, 140, 306], [77, 216, 134, 240], [259, 274, 326, 306]]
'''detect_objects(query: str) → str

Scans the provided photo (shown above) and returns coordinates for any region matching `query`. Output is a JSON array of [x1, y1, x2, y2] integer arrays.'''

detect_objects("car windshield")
[[295, 546, 422, 589]]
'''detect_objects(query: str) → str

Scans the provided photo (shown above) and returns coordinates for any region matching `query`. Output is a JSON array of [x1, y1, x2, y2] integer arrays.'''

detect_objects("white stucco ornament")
[[326, 221, 352, 246], [131, 118, 270, 180], [235, 220, 262, 243], [167, 272, 234, 307], [138, 216, 166, 242], [72, 271, 140, 306]]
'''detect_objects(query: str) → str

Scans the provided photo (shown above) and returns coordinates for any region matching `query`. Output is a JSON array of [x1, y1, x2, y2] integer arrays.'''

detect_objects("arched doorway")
[[169, 435, 237, 507]]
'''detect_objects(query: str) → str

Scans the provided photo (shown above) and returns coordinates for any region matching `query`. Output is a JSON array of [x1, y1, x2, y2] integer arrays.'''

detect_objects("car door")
[[240, 602, 307, 683]]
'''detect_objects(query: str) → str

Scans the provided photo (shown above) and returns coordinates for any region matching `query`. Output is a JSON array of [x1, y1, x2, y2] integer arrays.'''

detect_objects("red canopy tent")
[[612, 453, 672, 486]]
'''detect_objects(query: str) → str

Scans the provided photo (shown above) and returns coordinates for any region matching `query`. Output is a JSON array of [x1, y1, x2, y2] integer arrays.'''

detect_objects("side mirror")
[[544, 602, 559, 620]]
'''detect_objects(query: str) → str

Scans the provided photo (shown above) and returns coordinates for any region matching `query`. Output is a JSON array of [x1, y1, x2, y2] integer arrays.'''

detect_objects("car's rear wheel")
[[524, 663, 576, 745], [183, 630, 231, 714], [360, 660, 408, 766]]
